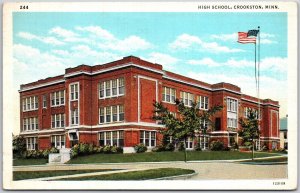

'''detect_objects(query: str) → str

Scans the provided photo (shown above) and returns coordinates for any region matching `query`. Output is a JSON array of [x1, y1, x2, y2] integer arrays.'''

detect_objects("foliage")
[[164, 143, 175, 151], [151, 144, 165, 152], [194, 143, 202, 151], [134, 143, 147, 153], [22, 147, 59, 159], [13, 135, 26, 158], [70, 143, 122, 158], [177, 142, 185, 151], [103, 145, 111, 153], [239, 108, 260, 159], [210, 140, 224, 151], [231, 142, 239, 150], [153, 100, 222, 161]]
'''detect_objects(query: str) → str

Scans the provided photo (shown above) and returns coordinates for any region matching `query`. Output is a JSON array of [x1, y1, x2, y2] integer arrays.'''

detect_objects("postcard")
[[2, 1, 298, 190]]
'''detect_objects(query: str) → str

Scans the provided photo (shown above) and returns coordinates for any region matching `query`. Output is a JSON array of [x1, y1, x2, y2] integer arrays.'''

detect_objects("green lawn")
[[13, 158, 48, 166], [13, 169, 115, 180], [57, 168, 195, 181], [68, 151, 280, 164], [239, 156, 287, 163]]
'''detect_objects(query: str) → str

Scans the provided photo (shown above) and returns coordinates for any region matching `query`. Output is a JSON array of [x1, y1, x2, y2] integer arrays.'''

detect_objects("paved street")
[[14, 161, 287, 180]]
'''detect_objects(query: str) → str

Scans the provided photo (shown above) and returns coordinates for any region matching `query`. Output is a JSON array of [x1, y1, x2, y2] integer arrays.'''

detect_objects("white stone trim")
[[20, 128, 65, 135], [19, 79, 65, 92], [69, 82, 80, 127], [65, 122, 164, 130]]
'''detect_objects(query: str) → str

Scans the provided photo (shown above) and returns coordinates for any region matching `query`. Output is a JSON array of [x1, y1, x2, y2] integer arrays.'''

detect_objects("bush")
[[223, 147, 230, 151], [88, 144, 94, 154], [79, 143, 89, 155], [42, 149, 50, 158], [103, 145, 111, 154], [70, 144, 79, 158], [194, 143, 202, 151], [165, 143, 175, 151], [210, 141, 224, 151], [151, 145, 164, 152], [134, 143, 147, 153], [49, 147, 59, 154], [231, 142, 239, 150], [178, 142, 185, 151], [110, 146, 118, 153], [13, 135, 26, 158], [116, 146, 123, 154]]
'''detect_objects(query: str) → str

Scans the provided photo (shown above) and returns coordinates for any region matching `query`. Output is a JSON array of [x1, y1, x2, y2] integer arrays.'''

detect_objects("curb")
[[148, 172, 198, 180]]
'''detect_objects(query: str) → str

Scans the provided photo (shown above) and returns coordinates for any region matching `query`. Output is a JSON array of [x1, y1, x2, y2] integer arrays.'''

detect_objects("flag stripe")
[[238, 32, 256, 44]]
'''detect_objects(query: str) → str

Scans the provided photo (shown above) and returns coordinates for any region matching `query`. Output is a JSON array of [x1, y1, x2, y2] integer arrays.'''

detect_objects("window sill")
[[51, 104, 65, 107], [99, 94, 125, 100], [162, 101, 176, 105], [22, 109, 39, 112], [98, 121, 125, 125]]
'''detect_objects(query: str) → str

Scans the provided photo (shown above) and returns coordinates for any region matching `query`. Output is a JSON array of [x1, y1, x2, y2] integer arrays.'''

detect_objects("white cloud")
[[169, 34, 243, 53], [143, 52, 179, 70], [187, 71, 287, 117], [76, 26, 115, 40], [17, 32, 64, 46], [50, 26, 79, 38], [210, 33, 236, 41], [187, 57, 287, 72]]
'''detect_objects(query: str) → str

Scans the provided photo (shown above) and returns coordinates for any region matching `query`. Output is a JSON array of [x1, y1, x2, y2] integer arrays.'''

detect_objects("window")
[[185, 137, 193, 149], [51, 135, 65, 149], [180, 91, 193, 106], [106, 107, 111, 123], [51, 90, 65, 106], [99, 108, 105, 123], [105, 80, 111, 97], [199, 135, 209, 150], [140, 131, 156, 147], [99, 77, 125, 99], [22, 96, 39, 111], [119, 77, 125, 95], [23, 117, 38, 131], [26, 137, 37, 150], [227, 98, 238, 112], [197, 96, 209, 110], [99, 82, 105, 98], [112, 106, 118, 122], [71, 109, 79, 125], [162, 87, 176, 103], [112, 79, 117, 96], [200, 119, 208, 129], [43, 95, 47, 108], [244, 107, 261, 120], [119, 105, 124, 121], [70, 84, 79, 100], [99, 105, 125, 124], [99, 131, 124, 147], [51, 114, 65, 128], [227, 118, 237, 128]]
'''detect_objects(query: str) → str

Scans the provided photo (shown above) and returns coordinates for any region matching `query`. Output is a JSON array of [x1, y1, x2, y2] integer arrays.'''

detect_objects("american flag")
[[238, 32, 256, 44]]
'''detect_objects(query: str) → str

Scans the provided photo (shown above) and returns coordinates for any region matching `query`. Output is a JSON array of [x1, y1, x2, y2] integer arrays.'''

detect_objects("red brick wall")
[[38, 137, 50, 150]]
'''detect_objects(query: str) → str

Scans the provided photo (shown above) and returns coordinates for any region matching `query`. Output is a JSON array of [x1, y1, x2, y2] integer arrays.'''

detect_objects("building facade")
[[19, 56, 280, 153], [280, 116, 288, 149]]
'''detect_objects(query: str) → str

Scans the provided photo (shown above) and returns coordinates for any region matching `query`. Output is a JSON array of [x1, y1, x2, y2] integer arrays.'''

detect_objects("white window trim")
[[140, 131, 156, 148], [180, 91, 193, 107], [22, 96, 39, 112], [23, 117, 38, 131], [99, 77, 125, 99], [162, 87, 176, 104], [50, 90, 65, 107], [26, 137, 37, 150], [99, 105, 125, 125], [51, 114, 65, 128], [98, 131, 124, 147], [69, 82, 80, 127], [51, 135, 66, 149]]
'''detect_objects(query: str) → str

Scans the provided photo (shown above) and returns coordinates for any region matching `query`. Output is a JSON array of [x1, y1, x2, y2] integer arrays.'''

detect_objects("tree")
[[239, 109, 260, 160], [153, 99, 222, 162], [13, 134, 26, 158]]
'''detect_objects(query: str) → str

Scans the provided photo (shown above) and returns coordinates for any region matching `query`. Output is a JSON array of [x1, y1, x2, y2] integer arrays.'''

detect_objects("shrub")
[[134, 143, 147, 153], [110, 146, 118, 153], [49, 147, 59, 154], [165, 143, 175, 151], [13, 135, 26, 158], [223, 146, 230, 151], [178, 142, 185, 151], [42, 149, 50, 158], [79, 143, 89, 155], [231, 142, 239, 150], [210, 141, 224, 151], [194, 143, 202, 151], [96, 146, 103, 153], [103, 145, 111, 154], [88, 144, 94, 154], [70, 144, 79, 158]]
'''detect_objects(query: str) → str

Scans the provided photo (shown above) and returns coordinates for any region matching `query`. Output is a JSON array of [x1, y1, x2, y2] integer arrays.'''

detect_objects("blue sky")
[[12, 12, 287, 118]]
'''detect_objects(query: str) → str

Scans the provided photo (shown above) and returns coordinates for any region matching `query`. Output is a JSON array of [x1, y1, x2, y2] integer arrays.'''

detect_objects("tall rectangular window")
[[198, 96, 209, 110], [22, 99, 26, 111], [227, 98, 238, 112], [118, 77, 125, 95], [119, 131, 124, 147], [112, 79, 117, 96], [51, 135, 65, 149], [112, 131, 118, 146], [99, 132, 105, 146], [51, 93, 55, 106], [34, 96, 39, 109], [51, 90, 65, 106], [43, 95, 47, 108], [26, 137, 37, 150], [99, 107, 105, 123], [106, 107, 111, 123], [171, 88, 176, 103], [52, 114, 65, 128], [70, 84, 79, 100], [106, 132, 111, 145], [180, 91, 193, 106], [189, 94, 194, 106], [51, 115, 55, 128], [71, 109, 79, 125], [31, 97, 34, 109], [112, 106, 118, 122], [60, 90, 65, 105], [99, 82, 105, 98], [119, 105, 124, 121], [105, 80, 111, 97]]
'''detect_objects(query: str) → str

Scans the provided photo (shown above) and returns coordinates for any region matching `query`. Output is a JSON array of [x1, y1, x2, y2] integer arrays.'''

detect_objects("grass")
[[13, 169, 115, 180], [57, 168, 195, 181], [239, 156, 287, 163], [67, 151, 280, 164], [13, 158, 48, 166]]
